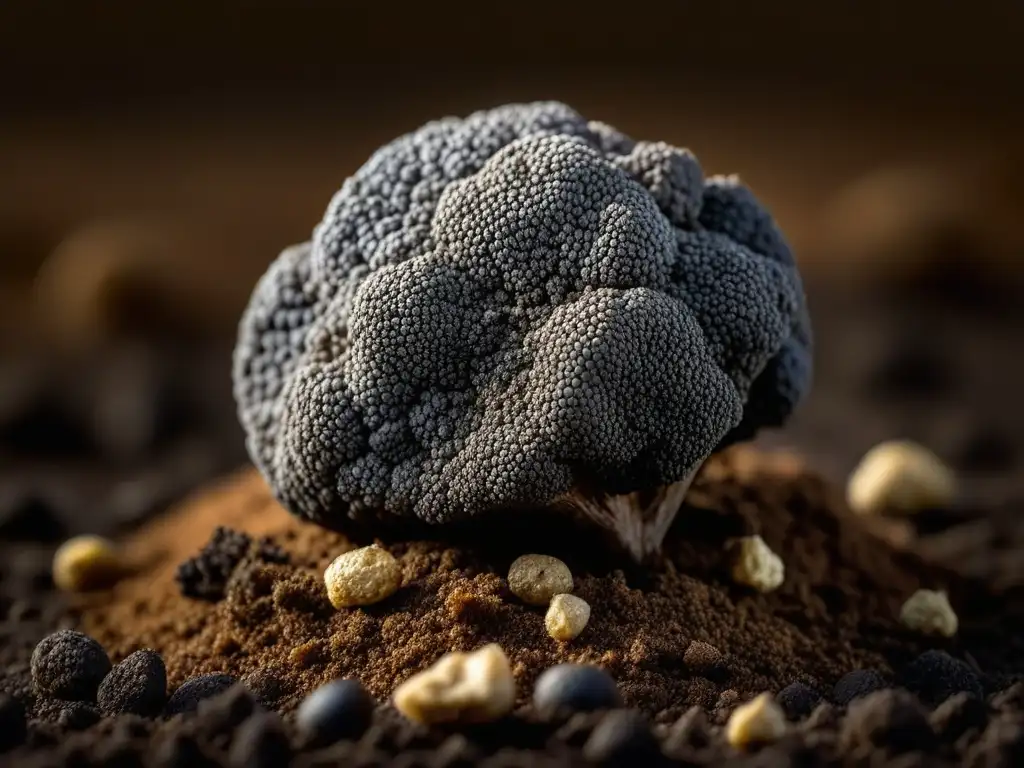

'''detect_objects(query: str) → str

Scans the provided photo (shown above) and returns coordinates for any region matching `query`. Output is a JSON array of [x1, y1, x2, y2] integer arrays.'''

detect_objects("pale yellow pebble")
[[725, 693, 787, 750], [52, 535, 123, 592], [900, 589, 958, 637], [507, 554, 573, 606], [323, 545, 401, 609], [847, 440, 956, 516], [545, 594, 591, 641], [393, 643, 516, 725], [731, 535, 784, 592]]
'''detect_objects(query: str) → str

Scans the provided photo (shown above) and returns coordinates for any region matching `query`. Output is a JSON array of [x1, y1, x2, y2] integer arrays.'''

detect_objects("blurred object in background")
[[814, 159, 1024, 308], [34, 220, 204, 352]]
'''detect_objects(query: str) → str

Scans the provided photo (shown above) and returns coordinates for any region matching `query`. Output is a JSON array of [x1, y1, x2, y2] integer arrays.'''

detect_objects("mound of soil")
[[72, 448, 1024, 719]]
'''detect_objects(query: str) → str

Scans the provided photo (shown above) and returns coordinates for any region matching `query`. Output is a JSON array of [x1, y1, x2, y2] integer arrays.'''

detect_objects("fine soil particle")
[[78, 448, 1024, 725]]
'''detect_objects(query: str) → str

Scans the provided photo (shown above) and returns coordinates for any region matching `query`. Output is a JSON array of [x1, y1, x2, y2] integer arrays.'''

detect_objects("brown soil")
[[77, 447, 1024, 723]]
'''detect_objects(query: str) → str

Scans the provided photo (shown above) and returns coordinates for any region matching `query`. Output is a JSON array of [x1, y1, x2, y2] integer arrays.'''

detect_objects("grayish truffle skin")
[[234, 102, 811, 546]]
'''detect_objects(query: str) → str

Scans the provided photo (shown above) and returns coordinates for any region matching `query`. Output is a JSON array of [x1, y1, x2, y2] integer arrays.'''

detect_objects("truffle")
[[175, 526, 289, 602], [902, 650, 983, 706], [165, 673, 239, 716], [832, 669, 888, 706], [97, 649, 167, 717], [776, 682, 822, 721], [31, 629, 111, 701]]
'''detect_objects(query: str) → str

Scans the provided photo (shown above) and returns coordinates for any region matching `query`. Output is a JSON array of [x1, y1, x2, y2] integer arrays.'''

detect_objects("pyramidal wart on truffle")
[[233, 101, 812, 561]]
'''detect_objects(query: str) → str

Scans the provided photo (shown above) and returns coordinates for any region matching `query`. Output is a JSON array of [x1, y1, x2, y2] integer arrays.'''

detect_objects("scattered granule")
[[725, 693, 786, 749], [323, 545, 401, 609], [392, 643, 516, 725], [507, 554, 573, 606], [900, 589, 958, 637], [847, 440, 956, 515], [52, 535, 123, 593], [545, 594, 591, 641], [729, 535, 784, 592]]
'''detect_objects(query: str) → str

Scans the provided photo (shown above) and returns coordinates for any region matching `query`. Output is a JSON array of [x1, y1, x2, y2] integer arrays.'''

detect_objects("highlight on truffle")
[[233, 101, 812, 560]]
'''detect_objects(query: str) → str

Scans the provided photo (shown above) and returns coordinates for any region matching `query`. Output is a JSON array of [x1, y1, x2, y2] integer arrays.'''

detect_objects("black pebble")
[[840, 689, 934, 753], [903, 650, 984, 707], [833, 669, 889, 706], [229, 713, 292, 768], [97, 649, 167, 717], [533, 664, 623, 717], [930, 692, 991, 742], [583, 709, 663, 767], [295, 679, 375, 746], [31, 629, 111, 701], [777, 682, 822, 721], [165, 674, 238, 717], [0, 694, 27, 752]]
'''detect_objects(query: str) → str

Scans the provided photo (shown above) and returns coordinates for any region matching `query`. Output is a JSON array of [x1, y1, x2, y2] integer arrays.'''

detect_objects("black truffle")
[[97, 649, 167, 717], [583, 709, 663, 767], [777, 682, 822, 721], [902, 650, 984, 707], [175, 526, 288, 601], [31, 629, 111, 701], [534, 664, 623, 717], [840, 689, 934, 753], [295, 679, 375, 746], [165, 674, 238, 717], [832, 669, 888, 707]]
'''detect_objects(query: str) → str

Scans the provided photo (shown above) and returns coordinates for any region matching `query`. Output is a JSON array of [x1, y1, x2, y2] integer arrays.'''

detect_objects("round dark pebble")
[[165, 673, 238, 717], [583, 709, 663, 767], [0, 694, 27, 752], [840, 689, 934, 753], [533, 664, 623, 717], [902, 650, 984, 707], [832, 669, 889, 706], [930, 692, 991, 742], [31, 629, 112, 701], [229, 712, 292, 768], [295, 679, 375, 746], [97, 649, 167, 717], [776, 682, 822, 721]]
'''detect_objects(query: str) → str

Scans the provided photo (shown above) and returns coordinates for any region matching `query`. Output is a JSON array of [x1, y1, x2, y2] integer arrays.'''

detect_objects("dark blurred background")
[[1, 1, 1023, 563]]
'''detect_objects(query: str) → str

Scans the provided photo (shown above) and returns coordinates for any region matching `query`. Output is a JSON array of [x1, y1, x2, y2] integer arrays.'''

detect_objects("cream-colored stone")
[[725, 692, 787, 750], [507, 554, 573, 606], [324, 545, 401, 609], [900, 589, 958, 637], [393, 643, 516, 724], [847, 440, 956, 516], [731, 535, 784, 592], [52, 535, 122, 592], [545, 594, 591, 641]]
